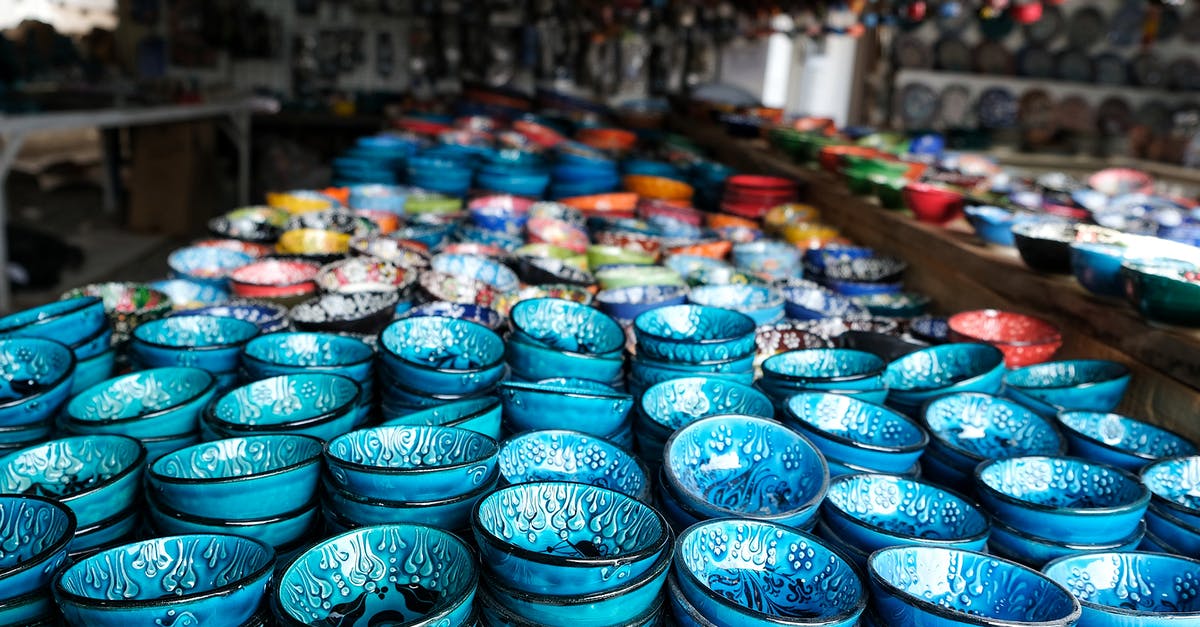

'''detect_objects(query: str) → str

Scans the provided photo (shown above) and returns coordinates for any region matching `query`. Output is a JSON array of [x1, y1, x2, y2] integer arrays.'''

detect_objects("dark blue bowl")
[[634, 304, 757, 363], [63, 367, 216, 439], [510, 297, 625, 356], [922, 392, 1066, 471], [784, 392, 928, 473], [1056, 410, 1197, 471], [130, 315, 259, 373], [476, 171, 551, 197], [0, 337, 75, 428], [204, 373, 360, 441], [1042, 551, 1200, 626], [381, 395, 503, 440], [1003, 359, 1132, 417], [497, 429, 650, 501], [55, 534, 274, 627], [975, 455, 1150, 544], [379, 316, 506, 395], [782, 283, 869, 320], [0, 494, 75, 603], [0, 296, 105, 347], [1141, 455, 1200, 528], [883, 343, 1006, 413], [907, 315, 949, 344], [170, 300, 289, 333], [637, 376, 773, 441], [964, 205, 1020, 246], [1143, 502, 1200, 555]]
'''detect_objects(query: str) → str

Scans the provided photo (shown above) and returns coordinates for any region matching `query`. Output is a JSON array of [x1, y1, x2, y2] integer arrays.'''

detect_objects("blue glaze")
[[675, 519, 865, 627], [633, 351, 755, 374], [1071, 241, 1138, 298], [908, 315, 949, 344], [325, 425, 498, 501], [732, 240, 802, 280], [242, 331, 373, 378], [206, 373, 359, 441], [781, 283, 869, 320], [922, 392, 1066, 470], [139, 431, 201, 463], [595, 284, 689, 323], [638, 376, 773, 440], [381, 396, 503, 440], [655, 473, 705, 533], [1043, 551, 1200, 626], [805, 246, 876, 277], [0, 435, 143, 528], [1057, 411, 1197, 471], [54, 534, 274, 627], [130, 315, 259, 372], [152, 278, 229, 308], [506, 333, 625, 384], [0, 297, 105, 346], [70, 323, 113, 360], [627, 358, 754, 392], [147, 434, 322, 520], [868, 546, 1080, 626], [975, 456, 1151, 544], [663, 415, 828, 527], [395, 222, 455, 249], [964, 205, 1020, 246], [63, 367, 216, 439], [431, 253, 521, 293], [988, 515, 1145, 569], [499, 378, 633, 437], [510, 298, 625, 355], [69, 505, 140, 552], [472, 481, 670, 595], [784, 392, 928, 473], [321, 475, 494, 529], [0, 495, 75, 603], [0, 590, 58, 626], [918, 444, 973, 491], [497, 429, 650, 502], [666, 571, 718, 627], [405, 301, 505, 330], [0, 337, 75, 428], [146, 498, 316, 549], [69, 349, 115, 396], [1141, 456, 1200, 528], [825, 453, 921, 479], [762, 348, 887, 391], [687, 284, 785, 325], [1004, 360, 1132, 416], [167, 246, 254, 288], [634, 305, 757, 363], [884, 343, 1006, 413], [171, 301, 289, 332], [380, 316, 506, 395], [1143, 505, 1200, 555]]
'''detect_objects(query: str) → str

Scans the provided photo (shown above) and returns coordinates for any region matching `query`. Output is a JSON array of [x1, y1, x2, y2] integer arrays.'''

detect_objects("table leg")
[[0, 132, 28, 313]]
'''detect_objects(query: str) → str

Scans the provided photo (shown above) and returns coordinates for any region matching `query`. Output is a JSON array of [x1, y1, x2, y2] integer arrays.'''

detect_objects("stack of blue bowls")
[[59, 367, 218, 462], [472, 481, 673, 626], [498, 377, 635, 446], [0, 296, 110, 396], [333, 134, 421, 186], [379, 395, 503, 440], [408, 152, 474, 196], [322, 424, 499, 532], [130, 315, 260, 394], [506, 297, 626, 387], [0, 494, 75, 624], [378, 316, 506, 416], [201, 372, 361, 441], [633, 376, 773, 468], [476, 155, 551, 197], [882, 342, 1006, 417], [630, 305, 756, 397], [496, 429, 652, 502], [1140, 456, 1200, 555], [1002, 359, 1132, 417], [241, 332, 376, 426], [758, 348, 888, 410], [145, 434, 323, 563], [1054, 410, 1197, 471], [550, 143, 619, 199], [0, 434, 145, 559], [0, 337, 76, 453], [783, 392, 929, 477]]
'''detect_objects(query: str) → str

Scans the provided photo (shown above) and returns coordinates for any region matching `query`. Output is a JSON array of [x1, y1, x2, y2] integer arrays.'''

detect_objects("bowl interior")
[[1142, 456, 1200, 512], [640, 377, 773, 432], [634, 304, 755, 344], [978, 456, 1147, 511], [0, 337, 75, 403], [1058, 411, 1196, 459], [211, 374, 358, 427], [510, 298, 623, 355], [923, 393, 1064, 460], [1005, 360, 1129, 390], [763, 349, 885, 382], [884, 343, 1003, 392], [497, 430, 647, 497], [825, 474, 987, 540], [0, 435, 143, 497], [327, 425, 496, 470], [244, 332, 373, 368], [786, 392, 926, 450], [67, 367, 214, 422], [1043, 552, 1200, 615], [152, 434, 322, 481], [134, 316, 258, 348], [0, 495, 74, 571], [381, 317, 504, 371]]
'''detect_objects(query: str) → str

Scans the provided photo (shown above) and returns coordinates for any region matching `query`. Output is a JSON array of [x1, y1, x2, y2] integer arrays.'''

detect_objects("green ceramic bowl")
[[596, 266, 685, 290], [872, 175, 909, 210], [1120, 258, 1200, 326], [587, 245, 656, 269]]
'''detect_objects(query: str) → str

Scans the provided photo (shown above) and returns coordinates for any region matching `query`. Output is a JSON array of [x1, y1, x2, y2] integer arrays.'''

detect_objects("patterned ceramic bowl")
[[315, 256, 416, 294], [130, 315, 259, 373], [62, 367, 216, 439], [203, 373, 360, 442], [380, 396, 503, 440], [170, 300, 289, 333], [634, 305, 757, 363], [167, 246, 253, 288], [497, 429, 650, 501], [0, 296, 105, 346], [379, 316, 506, 396], [921, 392, 1066, 471], [288, 291, 401, 335], [1042, 551, 1200, 625], [0, 494, 75, 603], [0, 337, 76, 428], [60, 282, 171, 343], [783, 392, 928, 474], [228, 259, 321, 304]]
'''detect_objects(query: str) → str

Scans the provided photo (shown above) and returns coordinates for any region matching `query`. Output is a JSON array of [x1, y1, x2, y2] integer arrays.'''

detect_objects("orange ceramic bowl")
[[354, 210, 400, 234], [817, 145, 884, 174], [706, 213, 759, 231], [622, 175, 695, 202], [781, 223, 841, 249], [562, 193, 639, 218], [320, 187, 350, 206], [666, 240, 733, 260], [576, 127, 637, 152]]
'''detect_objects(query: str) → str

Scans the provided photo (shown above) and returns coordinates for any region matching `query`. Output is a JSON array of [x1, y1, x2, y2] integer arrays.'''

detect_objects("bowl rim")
[[509, 297, 625, 355], [206, 373, 360, 432], [921, 391, 1066, 463], [0, 434, 146, 501], [0, 296, 102, 334], [633, 304, 757, 348], [762, 348, 887, 384], [64, 367, 216, 426], [132, 315, 260, 351], [687, 284, 785, 313], [228, 259, 321, 288], [1057, 410, 1197, 463], [314, 257, 416, 293], [380, 395, 500, 428], [380, 316, 506, 375], [171, 300, 289, 325], [147, 491, 318, 528], [1003, 359, 1131, 391], [148, 433, 324, 485], [885, 343, 1005, 394], [990, 512, 1145, 552], [498, 379, 631, 403], [0, 337, 77, 411], [241, 332, 374, 370], [974, 455, 1152, 516], [54, 533, 274, 610], [471, 481, 670, 570], [674, 518, 868, 626], [324, 424, 499, 476], [288, 290, 401, 324], [822, 473, 990, 546], [784, 392, 930, 455], [322, 472, 496, 507], [947, 309, 1063, 348], [665, 570, 721, 627], [1011, 220, 1078, 242], [166, 246, 254, 276], [1140, 454, 1200, 519], [0, 493, 76, 581], [1041, 550, 1200, 618], [496, 428, 650, 498], [867, 545, 1081, 627]]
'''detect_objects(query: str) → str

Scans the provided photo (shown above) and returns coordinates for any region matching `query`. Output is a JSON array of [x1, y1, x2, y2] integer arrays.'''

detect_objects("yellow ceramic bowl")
[[781, 222, 841, 249], [266, 191, 337, 214], [276, 229, 351, 255], [764, 203, 821, 234]]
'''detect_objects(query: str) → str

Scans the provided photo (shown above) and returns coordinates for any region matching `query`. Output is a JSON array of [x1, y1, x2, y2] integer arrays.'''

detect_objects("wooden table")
[[673, 115, 1200, 439]]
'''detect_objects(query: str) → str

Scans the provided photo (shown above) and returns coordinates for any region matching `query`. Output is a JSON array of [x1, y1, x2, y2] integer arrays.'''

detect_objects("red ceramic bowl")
[[229, 259, 320, 299], [727, 174, 799, 193], [902, 183, 966, 224], [576, 127, 637, 153], [720, 201, 775, 220], [947, 309, 1063, 367]]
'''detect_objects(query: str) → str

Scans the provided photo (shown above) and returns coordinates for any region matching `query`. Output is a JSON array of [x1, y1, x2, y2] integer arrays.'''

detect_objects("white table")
[[0, 97, 279, 312]]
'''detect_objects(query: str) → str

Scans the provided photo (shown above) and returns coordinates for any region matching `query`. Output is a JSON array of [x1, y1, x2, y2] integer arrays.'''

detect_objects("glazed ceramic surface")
[[379, 316, 506, 395], [1003, 360, 1132, 416], [1141, 456, 1200, 527], [783, 392, 929, 473], [1042, 551, 1200, 626], [922, 392, 1066, 468], [509, 297, 624, 355], [63, 367, 216, 438], [0, 494, 75, 602], [130, 315, 259, 372], [1057, 411, 1197, 471], [324, 425, 498, 501], [497, 429, 650, 501], [638, 376, 773, 437], [634, 305, 757, 363], [0, 337, 76, 428]]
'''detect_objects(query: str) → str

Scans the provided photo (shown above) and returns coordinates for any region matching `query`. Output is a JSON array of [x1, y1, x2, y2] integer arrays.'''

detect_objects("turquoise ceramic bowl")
[[0, 589, 60, 626], [988, 515, 1145, 569], [1003, 360, 1133, 417], [380, 396, 503, 440], [499, 378, 633, 437], [325, 425, 499, 501], [204, 373, 360, 441], [70, 348, 115, 396], [1056, 411, 1197, 471], [130, 315, 259, 372], [634, 305, 757, 363], [784, 392, 929, 474], [509, 297, 626, 355], [497, 429, 651, 502], [379, 316, 506, 395], [687, 284, 785, 325], [1042, 551, 1200, 626], [0, 337, 76, 428], [62, 367, 217, 439], [69, 505, 140, 554], [921, 392, 1066, 471], [146, 496, 317, 549], [321, 474, 495, 529], [240, 331, 374, 381], [1141, 455, 1200, 528], [762, 348, 887, 391], [0, 495, 75, 603], [505, 332, 625, 384], [637, 376, 774, 442], [0, 296, 105, 346], [883, 342, 1006, 414], [138, 430, 201, 463]]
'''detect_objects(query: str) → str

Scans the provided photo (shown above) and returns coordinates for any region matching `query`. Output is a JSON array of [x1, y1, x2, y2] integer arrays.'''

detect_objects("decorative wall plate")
[[977, 87, 1019, 129], [975, 40, 1014, 75], [936, 37, 973, 72], [1016, 45, 1055, 78], [900, 83, 940, 129], [1130, 52, 1166, 88], [1024, 5, 1064, 44], [1055, 48, 1094, 82], [938, 85, 974, 128]]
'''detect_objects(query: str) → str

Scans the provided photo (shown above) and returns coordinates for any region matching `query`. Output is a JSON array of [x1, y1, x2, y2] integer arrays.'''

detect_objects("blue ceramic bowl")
[[472, 481, 670, 596], [394, 222, 455, 250], [431, 253, 521, 293], [69, 348, 115, 396], [634, 305, 757, 363], [868, 546, 1081, 626], [204, 373, 359, 441], [506, 333, 625, 385], [883, 343, 1006, 413], [497, 429, 650, 502], [146, 491, 316, 549], [325, 424, 498, 501], [975, 456, 1151, 544], [988, 515, 1145, 568], [964, 205, 1020, 247], [147, 434, 322, 520], [1056, 411, 1197, 471], [477, 581, 662, 627], [1144, 500, 1200, 555], [499, 378, 633, 437], [908, 315, 949, 344], [762, 348, 887, 391], [687, 284, 785, 325], [665, 255, 732, 283], [130, 315, 259, 372], [732, 240, 802, 280], [637, 376, 773, 441], [139, 430, 201, 463], [664, 415, 829, 527], [510, 298, 625, 356], [0, 589, 60, 626], [628, 355, 754, 386], [321, 474, 495, 529], [0, 296, 105, 346], [405, 301, 505, 330], [922, 392, 1066, 470], [379, 316, 506, 395], [1043, 551, 1200, 626], [0, 337, 75, 428], [62, 367, 216, 439], [476, 171, 550, 197], [381, 395, 503, 440], [55, 534, 273, 627], [784, 392, 929, 474], [69, 322, 114, 360], [822, 473, 990, 553], [171, 300, 289, 332], [1003, 360, 1132, 417], [242, 330, 374, 377], [0, 435, 143, 528], [674, 519, 865, 627], [0, 495, 75, 602], [632, 350, 755, 375], [167, 246, 254, 288], [1141, 456, 1200, 528], [69, 502, 139, 554], [1071, 241, 1140, 298], [781, 283, 869, 320]]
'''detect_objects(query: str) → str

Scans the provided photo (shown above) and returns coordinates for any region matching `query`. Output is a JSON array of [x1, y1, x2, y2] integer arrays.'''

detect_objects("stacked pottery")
[[166, 245, 253, 290], [496, 429, 652, 502], [758, 348, 888, 409], [783, 392, 928, 477], [0, 337, 76, 451], [498, 378, 635, 446], [228, 258, 321, 307], [686, 284, 785, 325], [1054, 410, 1197, 471], [201, 373, 361, 442], [378, 316, 506, 416], [379, 396, 503, 440], [241, 332, 376, 426], [1002, 359, 1132, 417], [472, 481, 673, 626], [0, 495, 75, 624], [171, 300, 290, 333], [0, 297, 106, 396], [721, 174, 801, 220], [60, 281, 169, 358], [506, 297, 626, 385], [633, 376, 773, 468], [0, 435, 145, 559], [129, 315, 260, 394], [145, 435, 323, 561], [321, 424, 499, 531], [1140, 456, 1200, 555], [59, 367, 218, 462], [882, 342, 1007, 417], [151, 278, 229, 310], [630, 305, 756, 397]]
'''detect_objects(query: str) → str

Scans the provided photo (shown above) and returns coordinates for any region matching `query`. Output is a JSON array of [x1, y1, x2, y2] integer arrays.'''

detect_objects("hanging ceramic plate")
[[1097, 97, 1134, 135], [938, 85, 974, 128], [1130, 52, 1166, 88], [1067, 7, 1106, 49], [1168, 59, 1200, 92], [1158, 6, 1181, 42], [977, 87, 1019, 129], [1092, 53, 1127, 86], [974, 40, 1014, 75], [935, 37, 974, 72], [894, 33, 934, 69], [1020, 89, 1058, 145], [1055, 48, 1094, 82], [1016, 45, 1055, 78], [1183, 9, 1200, 42], [899, 83, 940, 129], [1055, 95, 1094, 133], [1109, 0, 1145, 47], [1135, 100, 1172, 134], [1024, 5, 1064, 44], [979, 11, 1016, 40]]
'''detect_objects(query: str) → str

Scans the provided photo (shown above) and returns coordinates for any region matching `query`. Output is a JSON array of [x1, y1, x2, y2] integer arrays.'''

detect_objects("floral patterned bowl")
[[404, 301, 505, 331], [289, 291, 401, 335], [167, 246, 253, 288], [883, 343, 1006, 414], [1002, 360, 1132, 417], [0, 337, 76, 428], [379, 316, 506, 396], [1055, 411, 1197, 471], [922, 391, 1066, 472], [1140, 456, 1200, 528], [149, 279, 229, 311], [228, 259, 320, 304], [0, 494, 75, 603], [784, 391, 928, 473], [207, 205, 289, 243], [948, 309, 1062, 368], [315, 257, 415, 294], [170, 300, 289, 333], [634, 304, 757, 363], [636, 376, 774, 441], [130, 315, 259, 373], [61, 282, 171, 344], [510, 297, 625, 356]]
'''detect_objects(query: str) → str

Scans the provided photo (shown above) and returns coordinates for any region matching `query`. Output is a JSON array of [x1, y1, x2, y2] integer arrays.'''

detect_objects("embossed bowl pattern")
[[1057, 411, 1197, 471], [1042, 551, 1200, 624], [922, 392, 1066, 469], [63, 367, 216, 439], [205, 373, 360, 441], [496, 429, 651, 502], [509, 297, 625, 356], [784, 392, 929, 473], [634, 305, 757, 363]]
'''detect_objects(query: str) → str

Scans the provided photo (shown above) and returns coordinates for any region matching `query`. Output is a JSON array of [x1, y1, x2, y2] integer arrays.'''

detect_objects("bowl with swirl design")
[[674, 518, 866, 627], [636, 376, 774, 443], [147, 434, 323, 520], [1002, 360, 1132, 417], [314, 256, 415, 295], [203, 373, 360, 442], [54, 533, 274, 627], [130, 315, 259, 373], [241, 331, 374, 381], [0, 494, 75, 603], [510, 298, 625, 357], [882, 343, 1006, 414], [663, 415, 829, 527], [634, 305, 757, 363], [783, 392, 928, 474], [499, 378, 633, 438], [1055, 411, 1197, 471], [325, 425, 498, 501], [867, 546, 1080, 626], [0, 435, 143, 528], [496, 429, 650, 502], [0, 337, 76, 428], [62, 367, 216, 439], [975, 456, 1150, 544], [762, 348, 887, 393], [381, 396, 503, 441], [1042, 551, 1200, 626], [472, 481, 671, 596], [922, 392, 1066, 472], [379, 316, 506, 396]]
